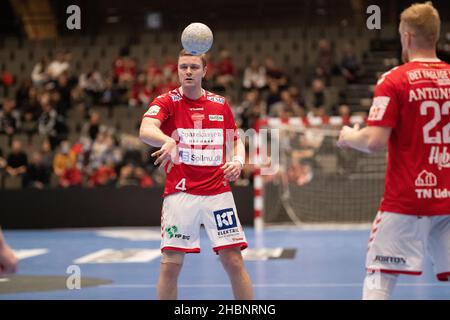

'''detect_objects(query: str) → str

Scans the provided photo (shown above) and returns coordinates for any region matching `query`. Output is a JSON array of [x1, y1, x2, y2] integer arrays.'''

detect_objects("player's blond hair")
[[400, 2, 440, 46], [178, 49, 207, 68]]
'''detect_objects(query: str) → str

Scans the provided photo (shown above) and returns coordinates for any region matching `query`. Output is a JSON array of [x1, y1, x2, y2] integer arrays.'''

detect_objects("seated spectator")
[[59, 158, 82, 188], [40, 139, 54, 169], [0, 147, 6, 171], [265, 57, 288, 88], [21, 111, 38, 141], [53, 140, 77, 177], [269, 90, 305, 118], [6, 140, 28, 183], [31, 56, 50, 87], [24, 151, 51, 189], [46, 51, 70, 81], [340, 43, 360, 83], [243, 58, 266, 90], [238, 90, 266, 130], [1, 66, 14, 97], [313, 39, 335, 82], [87, 161, 116, 188], [38, 92, 68, 150], [215, 50, 235, 92], [135, 167, 154, 188], [0, 98, 21, 139]]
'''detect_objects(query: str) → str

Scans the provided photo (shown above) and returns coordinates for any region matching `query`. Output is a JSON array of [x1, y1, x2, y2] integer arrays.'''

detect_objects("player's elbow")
[[139, 126, 153, 145], [366, 138, 386, 154]]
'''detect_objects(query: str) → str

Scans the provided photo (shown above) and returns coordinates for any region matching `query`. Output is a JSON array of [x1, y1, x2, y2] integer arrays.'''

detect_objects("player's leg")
[[218, 247, 253, 300], [428, 215, 450, 282], [157, 193, 202, 299], [157, 251, 185, 299], [362, 271, 398, 300], [201, 191, 253, 299], [363, 211, 430, 299]]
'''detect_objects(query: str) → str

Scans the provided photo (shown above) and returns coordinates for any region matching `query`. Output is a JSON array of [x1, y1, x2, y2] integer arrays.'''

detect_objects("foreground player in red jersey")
[[338, 2, 450, 299], [139, 50, 253, 300], [0, 229, 17, 275]]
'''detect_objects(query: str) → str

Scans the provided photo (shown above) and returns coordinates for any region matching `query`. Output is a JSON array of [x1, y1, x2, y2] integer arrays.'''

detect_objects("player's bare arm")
[[222, 138, 245, 182], [139, 117, 177, 172], [337, 124, 391, 154], [0, 230, 18, 275]]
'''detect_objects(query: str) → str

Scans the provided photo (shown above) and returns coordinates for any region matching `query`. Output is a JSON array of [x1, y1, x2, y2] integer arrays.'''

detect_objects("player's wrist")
[[232, 155, 244, 170]]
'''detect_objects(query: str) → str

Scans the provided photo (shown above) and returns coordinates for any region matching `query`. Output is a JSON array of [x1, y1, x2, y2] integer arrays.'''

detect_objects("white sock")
[[362, 271, 398, 300]]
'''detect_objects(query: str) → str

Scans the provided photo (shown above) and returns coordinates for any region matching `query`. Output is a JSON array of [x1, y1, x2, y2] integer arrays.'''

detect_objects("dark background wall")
[[0, 186, 254, 229]]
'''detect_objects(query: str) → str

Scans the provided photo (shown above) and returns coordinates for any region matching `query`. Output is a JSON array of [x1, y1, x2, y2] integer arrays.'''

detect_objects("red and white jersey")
[[367, 59, 450, 216], [143, 88, 238, 197]]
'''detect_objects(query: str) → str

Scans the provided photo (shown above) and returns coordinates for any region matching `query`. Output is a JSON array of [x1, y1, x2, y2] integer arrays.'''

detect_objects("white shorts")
[[366, 211, 450, 281], [160, 191, 248, 254]]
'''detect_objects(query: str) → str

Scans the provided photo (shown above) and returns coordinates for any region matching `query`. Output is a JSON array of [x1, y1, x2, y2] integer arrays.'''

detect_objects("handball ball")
[[181, 23, 213, 55]]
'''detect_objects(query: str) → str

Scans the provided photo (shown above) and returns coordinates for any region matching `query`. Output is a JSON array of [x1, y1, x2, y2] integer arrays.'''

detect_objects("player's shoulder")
[[376, 64, 407, 86], [205, 90, 227, 105], [155, 89, 182, 103]]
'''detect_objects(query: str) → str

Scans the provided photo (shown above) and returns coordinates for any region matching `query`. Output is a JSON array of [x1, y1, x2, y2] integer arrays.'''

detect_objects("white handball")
[[181, 22, 213, 55]]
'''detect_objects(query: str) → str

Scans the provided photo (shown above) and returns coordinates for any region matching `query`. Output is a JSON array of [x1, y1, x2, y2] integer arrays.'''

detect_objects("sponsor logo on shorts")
[[164, 225, 190, 240], [213, 208, 240, 237], [374, 255, 406, 265]]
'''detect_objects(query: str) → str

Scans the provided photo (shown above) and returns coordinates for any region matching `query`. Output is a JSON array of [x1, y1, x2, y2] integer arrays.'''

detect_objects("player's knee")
[[219, 248, 244, 273], [161, 251, 185, 266]]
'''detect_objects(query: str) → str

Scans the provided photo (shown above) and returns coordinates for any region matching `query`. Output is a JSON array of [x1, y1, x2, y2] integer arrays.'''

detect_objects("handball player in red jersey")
[[140, 50, 253, 300], [338, 2, 450, 299]]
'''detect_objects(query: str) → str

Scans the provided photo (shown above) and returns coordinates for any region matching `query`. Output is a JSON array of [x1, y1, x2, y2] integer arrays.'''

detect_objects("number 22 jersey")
[[367, 59, 450, 215]]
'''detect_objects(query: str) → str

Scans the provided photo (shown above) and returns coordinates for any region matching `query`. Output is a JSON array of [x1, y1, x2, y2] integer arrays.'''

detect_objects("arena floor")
[[0, 227, 448, 300]]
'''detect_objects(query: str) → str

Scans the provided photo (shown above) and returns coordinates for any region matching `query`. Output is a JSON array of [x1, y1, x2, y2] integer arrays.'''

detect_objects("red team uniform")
[[366, 59, 450, 280], [144, 88, 248, 253]]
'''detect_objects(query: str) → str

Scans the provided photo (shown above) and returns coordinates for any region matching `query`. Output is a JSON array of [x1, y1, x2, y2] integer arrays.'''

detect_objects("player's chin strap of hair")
[[233, 155, 244, 170]]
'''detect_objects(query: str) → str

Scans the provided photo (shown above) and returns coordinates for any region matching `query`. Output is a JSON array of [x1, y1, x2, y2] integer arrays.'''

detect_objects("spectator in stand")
[[239, 90, 266, 130], [340, 43, 360, 83], [53, 140, 77, 178], [87, 160, 116, 188], [6, 139, 28, 185], [24, 151, 51, 189], [81, 111, 107, 142], [78, 64, 105, 106], [269, 89, 305, 118], [21, 110, 38, 142], [0, 98, 21, 139], [59, 157, 82, 188], [31, 56, 50, 87], [38, 92, 67, 150], [1, 66, 14, 97], [265, 57, 288, 88], [313, 39, 335, 83], [47, 51, 70, 81], [243, 58, 266, 91], [215, 50, 235, 92], [40, 139, 54, 169]]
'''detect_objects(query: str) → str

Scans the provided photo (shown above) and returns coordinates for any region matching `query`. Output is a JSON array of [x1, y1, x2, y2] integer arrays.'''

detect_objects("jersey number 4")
[[421, 101, 450, 144], [175, 178, 186, 191]]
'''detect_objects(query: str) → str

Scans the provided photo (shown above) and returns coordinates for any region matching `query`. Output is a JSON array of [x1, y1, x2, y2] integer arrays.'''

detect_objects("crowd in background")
[[0, 36, 401, 190]]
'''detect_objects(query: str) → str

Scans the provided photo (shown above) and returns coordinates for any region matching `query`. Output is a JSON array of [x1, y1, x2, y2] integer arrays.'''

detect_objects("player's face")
[[399, 22, 410, 63], [178, 56, 206, 88]]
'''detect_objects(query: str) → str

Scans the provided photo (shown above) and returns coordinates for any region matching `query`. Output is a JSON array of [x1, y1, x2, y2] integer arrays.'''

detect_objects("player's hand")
[[337, 123, 360, 149], [152, 139, 177, 173], [0, 243, 18, 275], [221, 161, 242, 182]]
